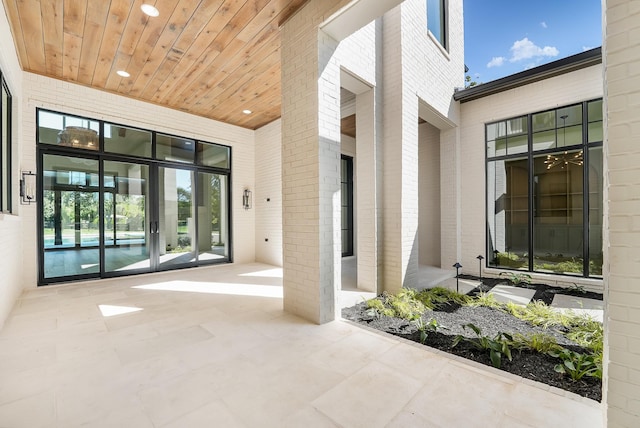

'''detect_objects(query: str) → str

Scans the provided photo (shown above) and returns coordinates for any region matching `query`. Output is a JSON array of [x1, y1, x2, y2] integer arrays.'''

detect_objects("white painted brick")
[[0, 3, 25, 329], [458, 65, 603, 278], [604, 1, 640, 425], [255, 119, 283, 267]]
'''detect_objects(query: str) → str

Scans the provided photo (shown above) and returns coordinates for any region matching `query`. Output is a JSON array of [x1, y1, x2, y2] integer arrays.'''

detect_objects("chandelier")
[[544, 150, 583, 170]]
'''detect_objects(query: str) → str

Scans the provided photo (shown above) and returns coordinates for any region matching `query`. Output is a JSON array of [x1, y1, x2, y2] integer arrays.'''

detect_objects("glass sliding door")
[[197, 172, 229, 261], [103, 160, 152, 273], [42, 154, 100, 280], [158, 167, 196, 268], [38, 109, 232, 285]]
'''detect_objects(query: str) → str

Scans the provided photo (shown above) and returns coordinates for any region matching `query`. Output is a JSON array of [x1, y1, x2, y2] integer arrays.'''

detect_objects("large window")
[[486, 99, 603, 278], [1, 73, 11, 212], [37, 109, 232, 285], [427, 0, 447, 49]]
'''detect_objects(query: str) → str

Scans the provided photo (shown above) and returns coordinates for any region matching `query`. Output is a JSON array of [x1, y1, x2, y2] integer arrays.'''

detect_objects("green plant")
[[365, 289, 427, 320], [416, 287, 470, 309], [386, 289, 427, 320], [413, 317, 447, 343], [465, 292, 502, 309], [509, 332, 561, 354], [566, 321, 603, 353], [568, 283, 587, 294], [499, 271, 532, 285], [452, 323, 513, 368], [365, 298, 395, 318], [548, 348, 602, 381]]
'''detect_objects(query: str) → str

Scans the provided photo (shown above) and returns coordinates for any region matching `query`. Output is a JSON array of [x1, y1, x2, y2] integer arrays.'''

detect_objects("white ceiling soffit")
[[321, 0, 404, 41], [419, 100, 456, 130], [341, 68, 372, 95]]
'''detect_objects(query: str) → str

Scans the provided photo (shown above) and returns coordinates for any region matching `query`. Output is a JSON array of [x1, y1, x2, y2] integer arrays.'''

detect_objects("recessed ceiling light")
[[242, 109, 252, 115], [116, 70, 130, 78], [141, 4, 159, 17]]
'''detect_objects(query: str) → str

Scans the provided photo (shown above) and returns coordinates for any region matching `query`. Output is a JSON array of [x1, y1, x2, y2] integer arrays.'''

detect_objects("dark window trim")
[[341, 155, 354, 257], [36, 108, 234, 286], [455, 48, 602, 103], [1, 74, 12, 213], [427, 0, 448, 50], [485, 98, 603, 279]]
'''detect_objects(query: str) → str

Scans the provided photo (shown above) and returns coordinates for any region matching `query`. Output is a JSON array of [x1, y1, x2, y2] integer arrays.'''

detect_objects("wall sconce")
[[20, 171, 36, 204], [243, 189, 252, 210]]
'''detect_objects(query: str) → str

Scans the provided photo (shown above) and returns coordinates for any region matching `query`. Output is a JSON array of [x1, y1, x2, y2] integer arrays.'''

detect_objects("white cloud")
[[540, 21, 548, 29], [509, 37, 559, 62], [487, 56, 506, 68], [582, 45, 594, 51]]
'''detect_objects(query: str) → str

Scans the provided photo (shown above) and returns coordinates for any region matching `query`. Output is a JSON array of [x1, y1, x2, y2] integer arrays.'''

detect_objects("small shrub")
[[416, 287, 470, 309], [568, 283, 587, 294], [177, 235, 191, 247], [386, 289, 426, 320], [413, 317, 447, 343], [549, 348, 602, 381], [365, 298, 394, 318], [365, 289, 426, 320], [452, 323, 513, 368], [465, 292, 502, 309], [566, 321, 603, 353], [499, 271, 532, 286], [509, 333, 561, 354]]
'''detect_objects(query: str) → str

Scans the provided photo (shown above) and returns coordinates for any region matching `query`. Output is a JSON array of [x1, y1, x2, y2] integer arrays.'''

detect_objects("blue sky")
[[463, 0, 602, 84]]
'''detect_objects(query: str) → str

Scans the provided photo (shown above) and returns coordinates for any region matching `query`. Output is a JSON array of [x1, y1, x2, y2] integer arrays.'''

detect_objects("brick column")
[[381, 7, 420, 293], [355, 89, 378, 292], [603, 1, 640, 426], [280, 2, 343, 324], [440, 126, 461, 270]]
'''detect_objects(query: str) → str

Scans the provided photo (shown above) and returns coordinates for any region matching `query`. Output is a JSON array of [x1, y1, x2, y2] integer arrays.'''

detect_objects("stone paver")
[[488, 284, 536, 306], [437, 277, 481, 294], [550, 294, 604, 322]]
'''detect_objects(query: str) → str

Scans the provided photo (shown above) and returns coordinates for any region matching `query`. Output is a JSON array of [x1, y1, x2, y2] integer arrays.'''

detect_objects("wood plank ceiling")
[[2, 0, 309, 129]]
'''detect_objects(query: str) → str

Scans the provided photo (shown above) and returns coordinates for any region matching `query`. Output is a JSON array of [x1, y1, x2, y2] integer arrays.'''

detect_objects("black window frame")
[[485, 98, 603, 279], [36, 107, 234, 285], [427, 0, 448, 50], [1, 72, 12, 213]]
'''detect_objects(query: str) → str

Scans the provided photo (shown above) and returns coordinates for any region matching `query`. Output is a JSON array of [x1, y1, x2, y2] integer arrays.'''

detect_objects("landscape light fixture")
[[476, 255, 484, 284], [453, 262, 462, 293]]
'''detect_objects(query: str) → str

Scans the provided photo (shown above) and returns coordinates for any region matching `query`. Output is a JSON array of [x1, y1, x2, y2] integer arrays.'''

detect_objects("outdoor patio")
[[0, 263, 602, 427]]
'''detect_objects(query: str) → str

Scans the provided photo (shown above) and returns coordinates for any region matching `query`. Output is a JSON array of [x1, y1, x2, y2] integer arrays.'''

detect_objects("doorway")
[[38, 109, 231, 285]]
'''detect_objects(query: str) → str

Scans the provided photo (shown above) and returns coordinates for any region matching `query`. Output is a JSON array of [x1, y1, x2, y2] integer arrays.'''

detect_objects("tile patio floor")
[[0, 263, 602, 427]]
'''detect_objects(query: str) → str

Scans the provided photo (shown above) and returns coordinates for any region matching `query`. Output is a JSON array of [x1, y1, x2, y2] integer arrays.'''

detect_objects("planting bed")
[[342, 277, 603, 402]]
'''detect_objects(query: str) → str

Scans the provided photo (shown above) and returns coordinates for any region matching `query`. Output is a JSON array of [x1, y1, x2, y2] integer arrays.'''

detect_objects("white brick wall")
[[281, 0, 381, 322], [17, 72, 256, 289], [255, 119, 282, 266], [604, 0, 640, 425], [458, 65, 603, 289], [419, 122, 441, 266], [0, 3, 25, 329], [381, 0, 463, 291]]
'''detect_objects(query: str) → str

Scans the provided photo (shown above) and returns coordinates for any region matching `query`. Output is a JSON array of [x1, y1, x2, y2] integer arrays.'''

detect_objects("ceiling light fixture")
[[141, 4, 160, 17], [242, 109, 252, 115], [116, 70, 130, 78], [544, 150, 584, 170]]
